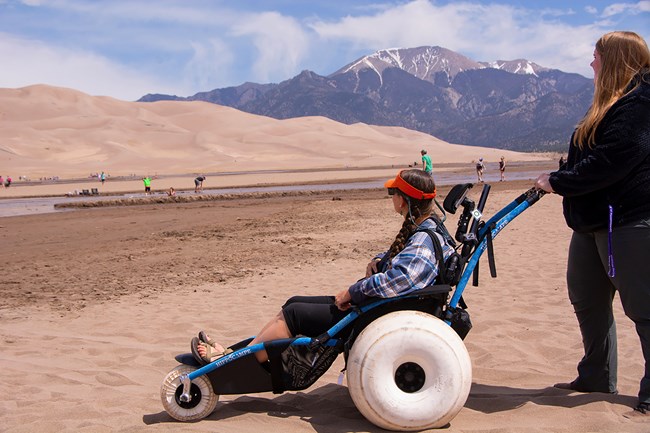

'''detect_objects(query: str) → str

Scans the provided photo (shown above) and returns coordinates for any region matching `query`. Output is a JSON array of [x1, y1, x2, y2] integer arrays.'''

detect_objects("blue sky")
[[1, 0, 648, 101]]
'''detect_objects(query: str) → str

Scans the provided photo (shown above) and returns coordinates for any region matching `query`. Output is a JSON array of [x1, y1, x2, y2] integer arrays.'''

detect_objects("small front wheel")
[[160, 365, 218, 421]]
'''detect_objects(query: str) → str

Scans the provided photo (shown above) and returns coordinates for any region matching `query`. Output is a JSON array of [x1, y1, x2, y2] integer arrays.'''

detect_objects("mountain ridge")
[[138, 45, 593, 152]]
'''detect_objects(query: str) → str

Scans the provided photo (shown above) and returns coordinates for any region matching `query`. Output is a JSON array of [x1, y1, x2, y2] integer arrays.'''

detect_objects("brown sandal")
[[190, 337, 232, 365], [198, 330, 219, 348]]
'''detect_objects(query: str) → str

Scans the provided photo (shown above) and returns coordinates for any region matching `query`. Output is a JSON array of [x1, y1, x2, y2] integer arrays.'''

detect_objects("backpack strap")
[[486, 222, 498, 278], [418, 228, 449, 285], [377, 218, 463, 287], [473, 222, 498, 287], [417, 227, 462, 279], [417, 224, 468, 308]]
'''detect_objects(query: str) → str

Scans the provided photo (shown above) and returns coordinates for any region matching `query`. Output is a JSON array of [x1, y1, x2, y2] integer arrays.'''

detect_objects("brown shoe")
[[634, 402, 649, 414], [553, 380, 617, 394]]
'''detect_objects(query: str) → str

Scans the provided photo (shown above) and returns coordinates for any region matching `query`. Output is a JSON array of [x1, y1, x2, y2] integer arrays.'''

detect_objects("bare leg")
[[198, 310, 292, 363], [249, 311, 292, 363]]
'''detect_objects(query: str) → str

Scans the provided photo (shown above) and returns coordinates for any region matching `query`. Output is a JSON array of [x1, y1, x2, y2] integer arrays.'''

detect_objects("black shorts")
[[281, 295, 349, 337]]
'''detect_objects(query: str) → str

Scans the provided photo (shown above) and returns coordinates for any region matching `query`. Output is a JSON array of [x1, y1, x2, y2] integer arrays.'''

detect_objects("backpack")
[[374, 217, 464, 287], [417, 226, 465, 287]]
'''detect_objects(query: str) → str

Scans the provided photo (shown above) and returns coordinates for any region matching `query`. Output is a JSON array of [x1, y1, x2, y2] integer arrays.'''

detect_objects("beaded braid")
[[384, 170, 435, 264]]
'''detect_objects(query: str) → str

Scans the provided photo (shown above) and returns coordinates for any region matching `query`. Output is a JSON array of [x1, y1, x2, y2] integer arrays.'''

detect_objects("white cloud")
[[0, 33, 176, 100], [309, 0, 610, 77], [2, 0, 648, 98], [20, 0, 235, 26], [184, 39, 234, 92], [310, 0, 445, 50], [603, 1, 650, 17], [231, 12, 310, 83]]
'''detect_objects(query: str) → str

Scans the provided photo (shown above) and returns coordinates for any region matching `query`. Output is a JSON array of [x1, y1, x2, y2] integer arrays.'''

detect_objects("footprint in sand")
[[95, 371, 138, 386]]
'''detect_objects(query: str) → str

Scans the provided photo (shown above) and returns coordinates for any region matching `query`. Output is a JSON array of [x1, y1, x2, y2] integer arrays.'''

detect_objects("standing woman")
[[535, 31, 650, 414], [499, 156, 506, 181]]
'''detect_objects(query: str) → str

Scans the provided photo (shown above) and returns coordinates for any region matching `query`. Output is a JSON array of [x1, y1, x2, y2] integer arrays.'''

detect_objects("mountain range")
[[139, 46, 594, 152]]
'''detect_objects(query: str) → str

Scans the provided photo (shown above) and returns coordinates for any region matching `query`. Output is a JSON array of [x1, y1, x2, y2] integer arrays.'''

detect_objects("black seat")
[[345, 285, 452, 355]]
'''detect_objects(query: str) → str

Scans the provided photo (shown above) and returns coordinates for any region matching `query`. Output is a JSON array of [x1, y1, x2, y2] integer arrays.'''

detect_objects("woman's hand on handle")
[[535, 173, 555, 193]]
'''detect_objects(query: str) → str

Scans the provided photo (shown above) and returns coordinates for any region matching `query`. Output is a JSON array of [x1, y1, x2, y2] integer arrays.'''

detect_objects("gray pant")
[[567, 217, 650, 403]]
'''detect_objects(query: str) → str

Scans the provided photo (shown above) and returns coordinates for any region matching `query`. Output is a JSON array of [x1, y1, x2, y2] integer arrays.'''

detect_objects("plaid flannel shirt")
[[348, 218, 453, 304]]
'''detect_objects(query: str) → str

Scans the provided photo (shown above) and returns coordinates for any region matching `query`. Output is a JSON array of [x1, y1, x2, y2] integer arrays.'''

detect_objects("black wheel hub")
[[395, 362, 426, 393], [174, 382, 203, 409]]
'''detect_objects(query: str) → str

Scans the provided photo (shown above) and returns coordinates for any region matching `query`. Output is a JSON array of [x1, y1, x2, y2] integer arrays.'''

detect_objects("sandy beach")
[[0, 176, 647, 433], [0, 85, 645, 432]]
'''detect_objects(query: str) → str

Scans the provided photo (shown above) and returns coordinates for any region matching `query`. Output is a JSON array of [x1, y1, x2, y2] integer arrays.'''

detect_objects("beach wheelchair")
[[160, 183, 545, 430]]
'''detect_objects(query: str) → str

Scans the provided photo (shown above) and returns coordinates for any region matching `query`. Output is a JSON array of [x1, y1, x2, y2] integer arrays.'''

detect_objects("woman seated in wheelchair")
[[192, 169, 455, 365]]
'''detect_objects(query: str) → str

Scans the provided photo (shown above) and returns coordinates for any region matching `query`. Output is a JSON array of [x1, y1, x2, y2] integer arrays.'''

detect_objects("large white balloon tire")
[[160, 365, 219, 421], [347, 311, 472, 431]]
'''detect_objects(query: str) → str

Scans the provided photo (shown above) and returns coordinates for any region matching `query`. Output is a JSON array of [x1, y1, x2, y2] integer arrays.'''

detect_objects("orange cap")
[[384, 171, 436, 199]]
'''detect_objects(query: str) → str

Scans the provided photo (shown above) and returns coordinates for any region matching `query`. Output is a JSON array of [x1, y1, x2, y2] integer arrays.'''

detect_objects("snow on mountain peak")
[[332, 46, 547, 85], [481, 59, 548, 76]]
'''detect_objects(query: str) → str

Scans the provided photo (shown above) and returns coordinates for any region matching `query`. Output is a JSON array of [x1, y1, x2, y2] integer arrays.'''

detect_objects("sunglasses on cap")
[[384, 171, 436, 200]]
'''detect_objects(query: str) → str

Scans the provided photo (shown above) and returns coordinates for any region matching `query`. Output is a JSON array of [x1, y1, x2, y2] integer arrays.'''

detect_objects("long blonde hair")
[[574, 31, 650, 148]]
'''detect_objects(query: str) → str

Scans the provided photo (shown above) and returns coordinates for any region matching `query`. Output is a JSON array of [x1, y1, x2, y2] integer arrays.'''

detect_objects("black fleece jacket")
[[549, 69, 650, 232]]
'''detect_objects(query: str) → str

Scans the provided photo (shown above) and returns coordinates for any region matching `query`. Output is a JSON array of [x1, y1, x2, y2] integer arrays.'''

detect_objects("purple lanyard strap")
[[608, 205, 616, 278]]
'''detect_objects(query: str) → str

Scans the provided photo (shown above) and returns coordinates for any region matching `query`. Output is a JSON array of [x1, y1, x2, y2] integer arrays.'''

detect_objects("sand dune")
[[0, 84, 546, 179]]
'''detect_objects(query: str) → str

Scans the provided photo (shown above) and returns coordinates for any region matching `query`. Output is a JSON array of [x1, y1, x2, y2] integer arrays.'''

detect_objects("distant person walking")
[[475, 158, 485, 182], [499, 156, 506, 181], [142, 176, 152, 195], [0, 176, 4, 188], [5, 176, 12, 187], [194, 175, 206, 193], [100, 171, 106, 185], [420, 149, 433, 175]]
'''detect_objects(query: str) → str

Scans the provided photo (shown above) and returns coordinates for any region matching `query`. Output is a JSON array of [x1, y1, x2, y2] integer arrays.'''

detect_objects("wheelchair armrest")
[[415, 284, 452, 298], [357, 285, 451, 307]]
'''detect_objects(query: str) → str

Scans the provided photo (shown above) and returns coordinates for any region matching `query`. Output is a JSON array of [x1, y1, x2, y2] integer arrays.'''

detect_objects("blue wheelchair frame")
[[179, 184, 545, 395], [449, 185, 544, 309]]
